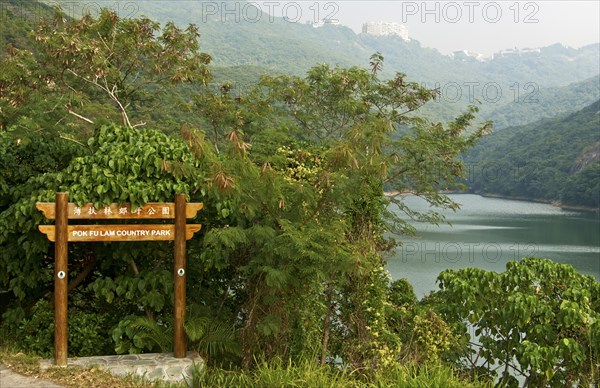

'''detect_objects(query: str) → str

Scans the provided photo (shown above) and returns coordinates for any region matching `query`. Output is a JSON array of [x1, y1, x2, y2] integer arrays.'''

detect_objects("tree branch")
[[68, 110, 94, 124], [59, 134, 89, 151], [65, 69, 132, 127], [68, 254, 97, 292]]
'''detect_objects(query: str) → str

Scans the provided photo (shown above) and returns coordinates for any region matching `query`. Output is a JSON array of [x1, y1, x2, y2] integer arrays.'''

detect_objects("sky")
[[265, 1, 600, 56]]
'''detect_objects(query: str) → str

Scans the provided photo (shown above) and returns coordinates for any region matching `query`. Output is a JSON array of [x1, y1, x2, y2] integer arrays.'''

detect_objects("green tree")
[[33, 7, 211, 128], [184, 53, 490, 367], [435, 257, 599, 386], [0, 123, 200, 322], [0, 6, 211, 140], [0, 7, 213, 355]]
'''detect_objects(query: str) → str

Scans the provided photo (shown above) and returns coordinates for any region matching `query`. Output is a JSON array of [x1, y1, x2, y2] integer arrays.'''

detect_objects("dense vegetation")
[[467, 100, 600, 209], [0, 2, 598, 387]]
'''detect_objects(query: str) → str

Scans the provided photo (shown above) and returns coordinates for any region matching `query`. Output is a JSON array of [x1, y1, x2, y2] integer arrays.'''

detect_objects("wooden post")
[[173, 193, 187, 357], [54, 192, 68, 366]]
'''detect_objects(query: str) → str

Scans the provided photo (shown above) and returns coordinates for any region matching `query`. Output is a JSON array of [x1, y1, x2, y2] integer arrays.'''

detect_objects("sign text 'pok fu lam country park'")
[[37, 193, 203, 366]]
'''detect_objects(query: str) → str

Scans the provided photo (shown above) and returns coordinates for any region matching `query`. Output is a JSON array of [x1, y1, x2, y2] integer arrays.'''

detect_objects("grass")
[[0, 345, 185, 388], [1, 344, 489, 388], [191, 357, 491, 388]]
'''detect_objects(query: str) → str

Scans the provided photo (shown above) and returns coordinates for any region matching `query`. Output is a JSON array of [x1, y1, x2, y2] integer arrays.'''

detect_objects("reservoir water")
[[386, 194, 600, 297]]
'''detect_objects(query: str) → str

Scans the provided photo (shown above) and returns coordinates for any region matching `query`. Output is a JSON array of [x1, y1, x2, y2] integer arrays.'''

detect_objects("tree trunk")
[[320, 282, 335, 366]]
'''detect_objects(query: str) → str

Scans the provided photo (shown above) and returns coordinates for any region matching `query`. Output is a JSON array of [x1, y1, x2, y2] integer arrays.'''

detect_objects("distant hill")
[[466, 101, 600, 210], [479, 75, 600, 129], [119, 1, 600, 124], [40, 1, 599, 82], [0, 0, 55, 55], [35, 0, 599, 127]]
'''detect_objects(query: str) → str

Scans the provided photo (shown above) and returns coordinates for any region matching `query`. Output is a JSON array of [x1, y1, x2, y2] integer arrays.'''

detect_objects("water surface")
[[386, 194, 600, 297]]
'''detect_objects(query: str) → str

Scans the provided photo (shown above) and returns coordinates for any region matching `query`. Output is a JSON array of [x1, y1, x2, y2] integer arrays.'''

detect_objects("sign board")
[[36, 202, 203, 220], [36, 193, 201, 365], [38, 224, 201, 242]]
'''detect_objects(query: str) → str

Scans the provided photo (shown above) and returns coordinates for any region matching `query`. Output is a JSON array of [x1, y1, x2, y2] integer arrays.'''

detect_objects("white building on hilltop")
[[452, 50, 488, 62], [362, 21, 409, 41], [309, 18, 341, 28]]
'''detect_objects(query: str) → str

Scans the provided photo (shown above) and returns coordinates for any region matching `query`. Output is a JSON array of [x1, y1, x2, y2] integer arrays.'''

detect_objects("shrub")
[[16, 299, 113, 357]]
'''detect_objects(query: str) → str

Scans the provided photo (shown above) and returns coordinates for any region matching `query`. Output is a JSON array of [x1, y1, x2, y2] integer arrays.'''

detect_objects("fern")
[[185, 315, 241, 360], [185, 316, 210, 342], [128, 316, 173, 353], [114, 312, 240, 359]]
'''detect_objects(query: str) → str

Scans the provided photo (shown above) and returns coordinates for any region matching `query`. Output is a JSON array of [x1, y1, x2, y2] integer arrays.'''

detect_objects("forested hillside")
[[42, 1, 599, 82], [482, 75, 600, 129], [467, 100, 600, 209]]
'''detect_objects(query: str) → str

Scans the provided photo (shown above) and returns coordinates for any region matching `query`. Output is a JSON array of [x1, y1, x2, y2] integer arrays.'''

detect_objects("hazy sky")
[[266, 1, 600, 56]]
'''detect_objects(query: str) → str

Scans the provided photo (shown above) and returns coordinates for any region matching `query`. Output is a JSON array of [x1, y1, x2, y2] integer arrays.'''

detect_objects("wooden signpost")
[[37, 193, 203, 366]]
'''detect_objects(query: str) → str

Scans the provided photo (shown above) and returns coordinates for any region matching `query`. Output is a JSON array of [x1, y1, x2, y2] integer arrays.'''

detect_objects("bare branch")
[[65, 69, 132, 127], [59, 134, 89, 150], [103, 77, 132, 127], [68, 110, 94, 124]]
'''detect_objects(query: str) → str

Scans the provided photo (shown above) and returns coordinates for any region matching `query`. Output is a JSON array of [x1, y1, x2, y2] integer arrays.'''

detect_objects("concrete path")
[[0, 364, 63, 388], [39, 352, 203, 385]]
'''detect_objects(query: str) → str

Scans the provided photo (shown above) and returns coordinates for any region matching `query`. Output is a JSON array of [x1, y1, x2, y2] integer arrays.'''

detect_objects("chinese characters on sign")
[[35, 202, 201, 220], [72, 204, 168, 217]]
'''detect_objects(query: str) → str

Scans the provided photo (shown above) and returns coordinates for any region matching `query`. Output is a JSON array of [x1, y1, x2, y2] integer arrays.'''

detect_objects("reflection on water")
[[387, 194, 600, 297]]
